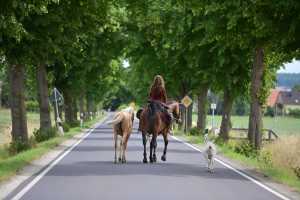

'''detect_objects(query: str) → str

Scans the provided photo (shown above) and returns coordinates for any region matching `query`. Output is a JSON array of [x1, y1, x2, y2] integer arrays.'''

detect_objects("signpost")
[[50, 88, 64, 134], [211, 103, 217, 129], [181, 95, 193, 133]]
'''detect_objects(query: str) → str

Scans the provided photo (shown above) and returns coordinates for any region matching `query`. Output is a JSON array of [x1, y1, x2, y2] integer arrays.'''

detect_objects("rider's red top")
[[149, 86, 167, 103]]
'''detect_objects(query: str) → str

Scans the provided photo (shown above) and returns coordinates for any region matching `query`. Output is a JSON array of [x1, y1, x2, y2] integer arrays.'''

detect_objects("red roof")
[[267, 89, 280, 107]]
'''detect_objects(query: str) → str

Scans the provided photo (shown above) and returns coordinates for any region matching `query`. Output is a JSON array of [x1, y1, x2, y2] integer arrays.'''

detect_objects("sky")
[[277, 59, 300, 73], [123, 59, 300, 73]]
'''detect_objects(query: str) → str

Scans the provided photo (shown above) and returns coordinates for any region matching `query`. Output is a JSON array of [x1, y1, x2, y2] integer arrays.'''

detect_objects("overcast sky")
[[278, 59, 300, 73]]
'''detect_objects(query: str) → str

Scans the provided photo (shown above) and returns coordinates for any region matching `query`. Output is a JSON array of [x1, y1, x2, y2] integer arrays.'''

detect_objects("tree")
[[126, 0, 220, 133], [0, 0, 118, 145], [191, 0, 300, 149], [0, 0, 56, 145]]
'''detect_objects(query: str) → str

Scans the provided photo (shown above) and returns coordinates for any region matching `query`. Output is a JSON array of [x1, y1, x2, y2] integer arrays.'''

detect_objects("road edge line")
[[171, 135, 291, 200], [10, 117, 108, 200]]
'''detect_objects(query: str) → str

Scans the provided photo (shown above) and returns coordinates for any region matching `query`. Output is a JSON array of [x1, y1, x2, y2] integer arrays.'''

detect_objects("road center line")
[[171, 135, 291, 200]]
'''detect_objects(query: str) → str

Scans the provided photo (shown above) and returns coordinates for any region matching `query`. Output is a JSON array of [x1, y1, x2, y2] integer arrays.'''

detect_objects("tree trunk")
[[187, 102, 193, 129], [9, 64, 28, 143], [248, 47, 265, 149], [178, 105, 185, 130], [0, 80, 2, 108], [72, 98, 78, 121], [79, 92, 85, 120], [36, 64, 52, 132], [220, 89, 234, 141], [86, 96, 93, 119], [197, 84, 209, 133], [64, 89, 74, 124]]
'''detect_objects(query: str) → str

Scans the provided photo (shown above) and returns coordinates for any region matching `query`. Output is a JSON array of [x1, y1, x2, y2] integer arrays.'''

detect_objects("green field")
[[192, 114, 300, 136], [0, 109, 41, 146]]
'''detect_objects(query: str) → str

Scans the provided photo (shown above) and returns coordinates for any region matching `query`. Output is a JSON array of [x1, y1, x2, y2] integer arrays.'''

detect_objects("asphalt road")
[[7, 113, 289, 200]]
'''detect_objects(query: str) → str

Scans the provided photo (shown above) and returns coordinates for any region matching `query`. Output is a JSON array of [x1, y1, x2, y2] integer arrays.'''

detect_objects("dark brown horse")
[[137, 101, 180, 163]]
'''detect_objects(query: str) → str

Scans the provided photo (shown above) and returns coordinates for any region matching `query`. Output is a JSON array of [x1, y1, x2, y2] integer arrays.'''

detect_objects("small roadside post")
[[211, 103, 217, 129], [56, 117, 64, 136], [50, 88, 64, 134], [80, 113, 84, 128], [181, 95, 193, 133]]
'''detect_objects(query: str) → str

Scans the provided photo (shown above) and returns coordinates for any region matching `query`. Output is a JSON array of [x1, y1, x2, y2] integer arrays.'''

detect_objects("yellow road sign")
[[181, 95, 192, 108]]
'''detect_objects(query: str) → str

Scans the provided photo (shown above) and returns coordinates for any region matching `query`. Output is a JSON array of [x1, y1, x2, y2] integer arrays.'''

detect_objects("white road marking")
[[9, 115, 291, 200], [171, 135, 291, 200], [11, 126, 97, 200]]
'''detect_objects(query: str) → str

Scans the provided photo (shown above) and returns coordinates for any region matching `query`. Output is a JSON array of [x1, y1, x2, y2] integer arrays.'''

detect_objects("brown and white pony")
[[107, 107, 134, 163], [137, 101, 180, 163]]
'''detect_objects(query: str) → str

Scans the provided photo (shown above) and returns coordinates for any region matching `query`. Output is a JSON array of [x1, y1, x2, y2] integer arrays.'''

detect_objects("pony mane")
[[122, 106, 134, 114]]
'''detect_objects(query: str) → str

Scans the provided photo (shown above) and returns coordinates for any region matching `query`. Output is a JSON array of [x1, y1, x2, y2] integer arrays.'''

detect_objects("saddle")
[[148, 100, 172, 126]]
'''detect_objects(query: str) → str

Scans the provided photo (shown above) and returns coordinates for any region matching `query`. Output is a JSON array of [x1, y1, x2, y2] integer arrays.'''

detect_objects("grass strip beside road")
[[174, 130, 300, 193], [0, 115, 105, 182]]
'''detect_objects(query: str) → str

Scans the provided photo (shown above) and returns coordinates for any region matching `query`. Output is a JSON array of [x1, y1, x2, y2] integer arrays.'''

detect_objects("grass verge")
[[192, 114, 300, 136], [0, 114, 105, 182], [174, 129, 300, 193]]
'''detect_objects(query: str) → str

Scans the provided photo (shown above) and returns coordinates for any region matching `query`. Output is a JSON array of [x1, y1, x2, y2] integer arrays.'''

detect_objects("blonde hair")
[[152, 75, 165, 88]]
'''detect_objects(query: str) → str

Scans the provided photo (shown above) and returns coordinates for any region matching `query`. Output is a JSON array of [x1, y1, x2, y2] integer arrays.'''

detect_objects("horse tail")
[[107, 112, 124, 125]]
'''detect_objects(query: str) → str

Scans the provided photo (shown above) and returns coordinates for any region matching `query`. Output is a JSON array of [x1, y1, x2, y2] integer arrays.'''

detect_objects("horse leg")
[[149, 135, 157, 163], [122, 134, 129, 163], [161, 133, 168, 161], [118, 139, 122, 163], [114, 132, 118, 164], [149, 137, 153, 163], [142, 133, 148, 163], [152, 135, 157, 162]]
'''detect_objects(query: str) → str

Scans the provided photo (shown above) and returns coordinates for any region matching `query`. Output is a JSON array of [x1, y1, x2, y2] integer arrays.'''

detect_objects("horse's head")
[[168, 102, 181, 124]]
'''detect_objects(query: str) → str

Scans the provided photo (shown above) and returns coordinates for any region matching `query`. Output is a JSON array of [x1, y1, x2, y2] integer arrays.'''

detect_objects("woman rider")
[[137, 75, 172, 129], [148, 75, 172, 124], [149, 75, 167, 104]]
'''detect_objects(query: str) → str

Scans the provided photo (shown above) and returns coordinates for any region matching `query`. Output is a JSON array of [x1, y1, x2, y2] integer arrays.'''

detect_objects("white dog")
[[203, 134, 217, 173]]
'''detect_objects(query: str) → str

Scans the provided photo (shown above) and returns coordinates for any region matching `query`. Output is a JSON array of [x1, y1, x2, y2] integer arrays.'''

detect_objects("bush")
[[68, 120, 80, 128], [294, 167, 300, 179], [189, 127, 201, 136], [26, 101, 39, 112], [33, 127, 57, 142], [259, 149, 273, 167], [265, 106, 275, 117], [62, 122, 70, 132], [288, 109, 300, 118], [233, 140, 257, 158], [9, 138, 32, 154], [118, 104, 128, 110]]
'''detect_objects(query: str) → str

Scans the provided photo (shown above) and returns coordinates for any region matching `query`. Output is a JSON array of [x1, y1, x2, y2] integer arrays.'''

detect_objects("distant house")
[[267, 89, 300, 114], [267, 89, 281, 107]]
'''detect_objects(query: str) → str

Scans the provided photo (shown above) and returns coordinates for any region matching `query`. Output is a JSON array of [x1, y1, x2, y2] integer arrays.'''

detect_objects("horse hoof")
[[153, 155, 157, 162], [143, 158, 148, 163], [122, 159, 126, 163], [161, 155, 166, 161], [118, 157, 122, 162], [149, 157, 153, 163]]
